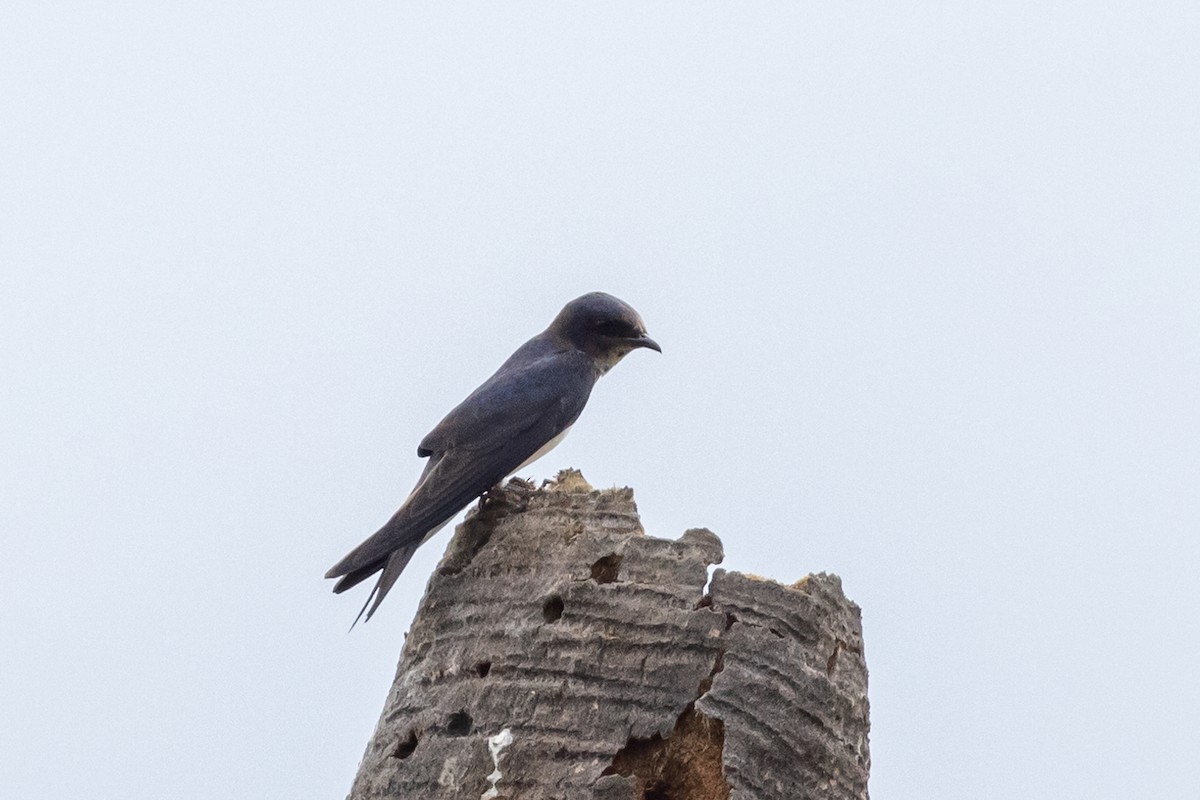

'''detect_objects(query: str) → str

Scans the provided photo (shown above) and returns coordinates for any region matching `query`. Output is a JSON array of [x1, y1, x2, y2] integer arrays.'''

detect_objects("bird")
[[326, 291, 660, 625]]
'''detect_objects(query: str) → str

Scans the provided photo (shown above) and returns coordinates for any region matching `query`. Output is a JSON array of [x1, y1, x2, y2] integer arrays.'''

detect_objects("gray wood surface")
[[348, 470, 870, 799]]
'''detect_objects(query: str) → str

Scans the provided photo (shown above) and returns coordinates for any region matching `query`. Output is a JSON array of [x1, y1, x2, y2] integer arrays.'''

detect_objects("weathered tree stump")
[[347, 470, 870, 800]]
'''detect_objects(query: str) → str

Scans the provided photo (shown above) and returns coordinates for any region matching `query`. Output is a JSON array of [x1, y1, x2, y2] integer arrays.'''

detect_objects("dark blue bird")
[[326, 292, 660, 624]]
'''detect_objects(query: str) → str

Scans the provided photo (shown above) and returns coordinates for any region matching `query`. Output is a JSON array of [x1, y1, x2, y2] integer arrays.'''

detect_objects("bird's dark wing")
[[325, 348, 595, 583], [416, 340, 587, 457]]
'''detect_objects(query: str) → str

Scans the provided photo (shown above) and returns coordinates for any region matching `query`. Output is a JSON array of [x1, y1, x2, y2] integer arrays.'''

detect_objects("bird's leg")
[[507, 476, 536, 493], [478, 486, 499, 511], [479, 476, 538, 512], [479, 481, 511, 511]]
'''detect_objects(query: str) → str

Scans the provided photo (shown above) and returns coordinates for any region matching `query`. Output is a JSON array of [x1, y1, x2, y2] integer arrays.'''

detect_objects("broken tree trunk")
[[347, 470, 870, 800]]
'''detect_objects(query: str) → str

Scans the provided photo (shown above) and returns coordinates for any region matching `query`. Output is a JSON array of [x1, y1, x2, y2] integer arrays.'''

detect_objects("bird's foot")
[[477, 478, 536, 516], [507, 476, 537, 493]]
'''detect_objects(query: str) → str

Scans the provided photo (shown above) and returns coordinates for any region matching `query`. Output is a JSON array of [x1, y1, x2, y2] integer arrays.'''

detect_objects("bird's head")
[[550, 292, 661, 373]]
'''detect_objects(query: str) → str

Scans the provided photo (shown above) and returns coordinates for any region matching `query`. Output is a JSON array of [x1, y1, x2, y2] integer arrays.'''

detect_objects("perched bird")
[[326, 291, 660, 625]]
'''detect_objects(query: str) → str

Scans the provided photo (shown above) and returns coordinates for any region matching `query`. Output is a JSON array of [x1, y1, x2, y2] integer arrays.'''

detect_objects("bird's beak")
[[629, 334, 661, 353]]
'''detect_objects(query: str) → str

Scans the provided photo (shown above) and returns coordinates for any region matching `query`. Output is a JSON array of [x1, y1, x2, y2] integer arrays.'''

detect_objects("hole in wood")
[[446, 711, 473, 736], [604, 707, 729, 799], [542, 594, 564, 623], [474, 660, 492, 678], [392, 729, 418, 759], [590, 553, 623, 583]]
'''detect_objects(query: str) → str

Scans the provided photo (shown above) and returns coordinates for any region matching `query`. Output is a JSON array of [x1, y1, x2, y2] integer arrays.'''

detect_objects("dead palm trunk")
[[346, 471, 870, 800]]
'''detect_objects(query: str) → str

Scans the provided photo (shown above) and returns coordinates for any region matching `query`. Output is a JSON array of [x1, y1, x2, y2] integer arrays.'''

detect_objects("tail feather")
[[332, 560, 385, 594], [346, 542, 420, 630]]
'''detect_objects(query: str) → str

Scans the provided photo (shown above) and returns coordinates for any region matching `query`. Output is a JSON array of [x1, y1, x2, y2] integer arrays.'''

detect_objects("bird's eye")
[[595, 320, 624, 336]]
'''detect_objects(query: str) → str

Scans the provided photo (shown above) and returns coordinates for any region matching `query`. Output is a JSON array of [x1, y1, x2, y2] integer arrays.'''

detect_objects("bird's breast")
[[514, 424, 573, 473]]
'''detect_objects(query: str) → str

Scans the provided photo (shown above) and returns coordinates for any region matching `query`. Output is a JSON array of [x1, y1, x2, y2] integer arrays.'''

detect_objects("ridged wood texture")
[[347, 471, 870, 800]]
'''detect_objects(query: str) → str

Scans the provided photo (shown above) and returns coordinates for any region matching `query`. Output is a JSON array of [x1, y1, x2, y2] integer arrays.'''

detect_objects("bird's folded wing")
[[418, 346, 592, 454], [325, 360, 592, 579]]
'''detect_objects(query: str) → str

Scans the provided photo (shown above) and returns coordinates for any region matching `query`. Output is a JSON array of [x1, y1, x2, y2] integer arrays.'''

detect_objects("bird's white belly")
[[514, 425, 573, 473]]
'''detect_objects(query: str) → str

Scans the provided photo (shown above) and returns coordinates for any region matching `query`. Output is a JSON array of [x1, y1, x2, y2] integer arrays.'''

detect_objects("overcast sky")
[[3, 3, 1198, 798]]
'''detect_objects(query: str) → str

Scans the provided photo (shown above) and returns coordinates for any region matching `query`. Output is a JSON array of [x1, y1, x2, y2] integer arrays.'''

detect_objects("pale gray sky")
[[3, 3, 1198, 798]]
